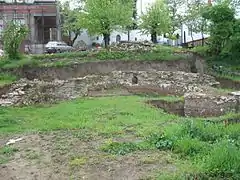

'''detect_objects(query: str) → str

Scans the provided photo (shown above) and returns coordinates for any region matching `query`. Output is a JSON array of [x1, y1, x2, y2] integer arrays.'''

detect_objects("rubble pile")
[[109, 41, 155, 52], [1, 70, 238, 117], [0, 71, 220, 107]]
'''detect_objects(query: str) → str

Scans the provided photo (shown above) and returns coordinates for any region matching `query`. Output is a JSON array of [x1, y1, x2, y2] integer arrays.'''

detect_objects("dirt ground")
[[0, 131, 177, 180]]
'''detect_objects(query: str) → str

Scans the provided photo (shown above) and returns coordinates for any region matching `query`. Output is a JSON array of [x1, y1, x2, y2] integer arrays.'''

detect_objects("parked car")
[[45, 41, 74, 54]]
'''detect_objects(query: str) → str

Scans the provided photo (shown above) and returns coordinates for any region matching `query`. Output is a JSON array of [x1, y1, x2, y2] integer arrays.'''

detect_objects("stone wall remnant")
[[184, 92, 237, 117], [1, 70, 236, 117], [3, 60, 194, 81], [109, 41, 155, 52], [0, 71, 219, 107]]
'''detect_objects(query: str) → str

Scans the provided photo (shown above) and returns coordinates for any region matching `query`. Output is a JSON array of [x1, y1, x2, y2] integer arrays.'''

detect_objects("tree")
[[184, 0, 208, 46], [140, 0, 171, 43], [166, 0, 186, 40], [2, 21, 28, 59], [228, 19, 240, 64], [60, 1, 84, 46], [126, 0, 138, 41], [81, 0, 133, 47], [202, 1, 235, 54]]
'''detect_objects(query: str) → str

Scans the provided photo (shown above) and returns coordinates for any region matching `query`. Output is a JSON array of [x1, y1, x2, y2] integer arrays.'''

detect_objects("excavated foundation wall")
[[3, 60, 195, 81], [0, 70, 218, 106], [147, 93, 239, 117], [184, 93, 238, 117], [0, 69, 238, 117]]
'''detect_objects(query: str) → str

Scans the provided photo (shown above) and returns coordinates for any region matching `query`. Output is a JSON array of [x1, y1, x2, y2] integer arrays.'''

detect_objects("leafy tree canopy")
[[2, 21, 28, 59], [140, 0, 171, 43], [60, 0, 84, 45], [81, 0, 133, 47], [183, 0, 209, 45]]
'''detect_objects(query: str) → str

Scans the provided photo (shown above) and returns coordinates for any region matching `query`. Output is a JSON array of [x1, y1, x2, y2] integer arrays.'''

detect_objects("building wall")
[[74, 0, 197, 46], [0, 0, 60, 54]]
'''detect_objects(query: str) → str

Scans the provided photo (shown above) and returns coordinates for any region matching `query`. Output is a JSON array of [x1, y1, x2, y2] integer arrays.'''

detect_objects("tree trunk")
[[201, 24, 204, 46], [151, 32, 157, 44], [128, 30, 130, 41], [71, 32, 79, 46], [103, 33, 110, 48], [68, 31, 71, 46], [201, 31, 204, 46], [190, 29, 194, 48]]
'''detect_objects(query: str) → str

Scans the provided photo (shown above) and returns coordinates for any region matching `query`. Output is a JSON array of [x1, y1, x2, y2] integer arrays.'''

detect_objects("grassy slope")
[[0, 46, 188, 69]]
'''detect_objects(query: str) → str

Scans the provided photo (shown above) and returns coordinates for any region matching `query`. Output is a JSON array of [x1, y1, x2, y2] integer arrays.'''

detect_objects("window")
[[12, 18, 25, 25], [116, 35, 121, 42]]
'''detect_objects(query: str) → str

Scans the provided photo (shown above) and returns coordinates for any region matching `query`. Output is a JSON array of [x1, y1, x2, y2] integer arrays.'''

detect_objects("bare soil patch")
[[0, 131, 177, 180]]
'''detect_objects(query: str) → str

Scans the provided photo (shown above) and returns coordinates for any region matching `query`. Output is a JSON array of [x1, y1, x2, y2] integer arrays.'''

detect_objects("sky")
[[59, 0, 155, 13]]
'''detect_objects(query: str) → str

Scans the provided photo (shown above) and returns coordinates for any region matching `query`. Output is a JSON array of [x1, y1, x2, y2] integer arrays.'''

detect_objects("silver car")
[[45, 41, 74, 53]]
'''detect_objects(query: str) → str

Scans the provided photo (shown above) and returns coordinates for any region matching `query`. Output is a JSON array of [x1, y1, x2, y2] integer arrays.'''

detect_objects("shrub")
[[146, 133, 174, 150], [2, 21, 29, 60], [192, 46, 210, 57]]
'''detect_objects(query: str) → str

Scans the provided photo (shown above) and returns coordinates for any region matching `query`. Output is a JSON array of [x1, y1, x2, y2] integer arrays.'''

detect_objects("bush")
[[2, 21, 28, 60], [146, 133, 174, 150], [192, 46, 210, 57]]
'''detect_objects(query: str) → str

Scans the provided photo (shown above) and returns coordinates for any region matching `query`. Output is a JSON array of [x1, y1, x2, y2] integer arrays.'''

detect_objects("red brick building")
[[0, 0, 61, 53]]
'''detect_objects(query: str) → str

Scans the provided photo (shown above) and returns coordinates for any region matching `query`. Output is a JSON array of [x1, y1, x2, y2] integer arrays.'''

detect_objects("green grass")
[[0, 73, 17, 86], [0, 96, 177, 135], [0, 46, 188, 69], [134, 94, 184, 102], [215, 74, 240, 82], [0, 95, 239, 179]]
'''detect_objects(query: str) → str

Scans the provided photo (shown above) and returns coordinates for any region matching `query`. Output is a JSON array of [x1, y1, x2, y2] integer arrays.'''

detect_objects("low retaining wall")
[[3, 60, 193, 81]]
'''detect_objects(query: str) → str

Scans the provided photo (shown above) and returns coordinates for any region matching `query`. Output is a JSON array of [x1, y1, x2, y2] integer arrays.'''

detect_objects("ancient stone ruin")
[[0, 70, 239, 117], [109, 41, 155, 52]]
